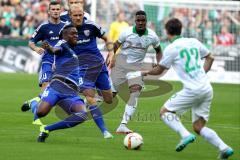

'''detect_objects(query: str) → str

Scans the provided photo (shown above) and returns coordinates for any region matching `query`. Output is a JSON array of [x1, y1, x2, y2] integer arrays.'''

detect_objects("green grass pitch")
[[0, 73, 239, 160]]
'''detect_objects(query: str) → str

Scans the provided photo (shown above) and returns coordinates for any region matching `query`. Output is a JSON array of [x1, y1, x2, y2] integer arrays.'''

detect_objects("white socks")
[[161, 112, 191, 138], [121, 91, 140, 124], [121, 104, 136, 124], [200, 127, 228, 151]]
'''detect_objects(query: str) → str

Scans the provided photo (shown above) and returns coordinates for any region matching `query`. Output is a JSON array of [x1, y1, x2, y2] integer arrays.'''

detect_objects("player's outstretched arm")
[[203, 53, 214, 73], [41, 41, 61, 55], [142, 65, 167, 76]]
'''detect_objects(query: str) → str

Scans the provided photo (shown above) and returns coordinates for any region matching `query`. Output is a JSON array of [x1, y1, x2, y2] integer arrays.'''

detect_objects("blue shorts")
[[79, 71, 111, 91], [41, 86, 84, 110], [39, 62, 53, 86]]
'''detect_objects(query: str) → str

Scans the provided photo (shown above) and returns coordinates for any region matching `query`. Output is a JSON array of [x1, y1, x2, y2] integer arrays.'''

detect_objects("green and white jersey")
[[118, 26, 160, 63], [160, 37, 211, 90]]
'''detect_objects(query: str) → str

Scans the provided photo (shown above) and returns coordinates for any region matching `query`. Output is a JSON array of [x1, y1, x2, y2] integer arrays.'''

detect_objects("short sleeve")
[[92, 22, 105, 38], [159, 47, 175, 69], [30, 23, 44, 43], [196, 39, 210, 58]]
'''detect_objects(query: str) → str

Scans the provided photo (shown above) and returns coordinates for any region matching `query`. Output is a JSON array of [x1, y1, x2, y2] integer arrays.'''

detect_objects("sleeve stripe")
[[84, 20, 101, 30], [35, 21, 48, 33]]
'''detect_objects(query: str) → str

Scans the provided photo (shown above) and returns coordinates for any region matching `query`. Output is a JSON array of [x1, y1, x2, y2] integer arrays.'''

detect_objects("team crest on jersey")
[[84, 30, 90, 36]]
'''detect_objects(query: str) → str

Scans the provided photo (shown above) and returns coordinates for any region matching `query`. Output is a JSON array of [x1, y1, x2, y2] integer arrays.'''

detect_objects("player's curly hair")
[[59, 24, 75, 39], [135, 10, 147, 17]]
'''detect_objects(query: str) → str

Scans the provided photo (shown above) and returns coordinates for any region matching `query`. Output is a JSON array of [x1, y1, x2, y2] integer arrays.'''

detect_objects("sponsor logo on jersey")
[[50, 36, 59, 40], [77, 39, 90, 44], [84, 30, 90, 36]]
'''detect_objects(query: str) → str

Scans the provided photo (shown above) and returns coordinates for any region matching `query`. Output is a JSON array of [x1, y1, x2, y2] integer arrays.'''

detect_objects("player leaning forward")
[[37, 25, 87, 142], [109, 10, 162, 133], [142, 18, 233, 159]]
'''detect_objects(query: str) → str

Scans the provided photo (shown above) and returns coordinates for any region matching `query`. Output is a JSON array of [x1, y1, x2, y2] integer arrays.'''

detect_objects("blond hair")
[[69, 3, 84, 14]]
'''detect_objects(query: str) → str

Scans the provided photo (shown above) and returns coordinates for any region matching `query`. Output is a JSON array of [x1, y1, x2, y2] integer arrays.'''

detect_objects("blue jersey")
[[74, 19, 107, 72], [53, 40, 80, 86], [30, 21, 66, 63]]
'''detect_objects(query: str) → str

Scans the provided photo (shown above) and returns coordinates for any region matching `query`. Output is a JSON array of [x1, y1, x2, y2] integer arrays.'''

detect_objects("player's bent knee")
[[193, 125, 202, 134], [129, 84, 142, 93], [193, 125, 205, 135], [102, 93, 113, 104], [37, 102, 52, 118], [37, 109, 47, 118], [193, 119, 206, 134], [37, 105, 50, 117], [86, 96, 97, 105], [102, 90, 113, 104], [160, 107, 168, 117]]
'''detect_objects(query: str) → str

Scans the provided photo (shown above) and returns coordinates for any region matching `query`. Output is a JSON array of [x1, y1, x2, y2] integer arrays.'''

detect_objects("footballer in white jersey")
[[109, 10, 162, 134], [142, 18, 233, 159]]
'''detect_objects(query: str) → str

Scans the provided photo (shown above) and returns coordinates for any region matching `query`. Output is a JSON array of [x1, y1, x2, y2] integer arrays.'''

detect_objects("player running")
[[142, 18, 234, 160], [21, 1, 65, 125], [109, 10, 162, 134]]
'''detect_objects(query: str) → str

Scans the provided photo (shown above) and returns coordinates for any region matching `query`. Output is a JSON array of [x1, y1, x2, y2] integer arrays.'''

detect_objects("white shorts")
[[164, 87, 213, 123], [111, 54, 144, 92]]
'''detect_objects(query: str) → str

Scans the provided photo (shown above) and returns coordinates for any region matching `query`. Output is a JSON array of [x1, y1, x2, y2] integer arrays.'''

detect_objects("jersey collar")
[[133, 26, 148, 36], [170, 35, 182, 43], [48, 19, 61, 25]]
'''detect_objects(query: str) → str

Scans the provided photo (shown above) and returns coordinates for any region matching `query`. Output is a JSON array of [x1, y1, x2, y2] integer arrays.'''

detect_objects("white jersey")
[[160, 37, 211, 90], [118, 26, 160, 63]]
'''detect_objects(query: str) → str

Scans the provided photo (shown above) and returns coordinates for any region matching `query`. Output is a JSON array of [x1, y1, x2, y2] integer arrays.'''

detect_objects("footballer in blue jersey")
[[35, 25, 87, 143], [21, 1, 65, 125], [29, 15, 65, 87], [68, 4, 114, 139]]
